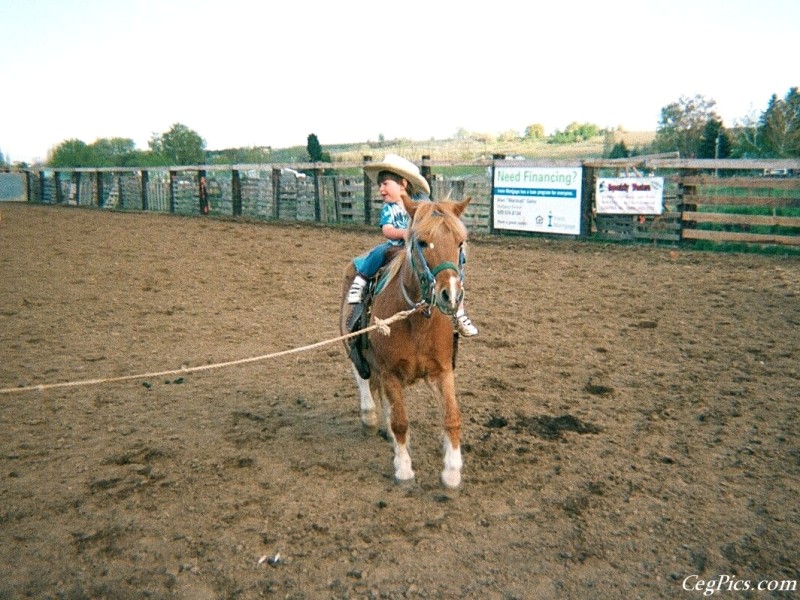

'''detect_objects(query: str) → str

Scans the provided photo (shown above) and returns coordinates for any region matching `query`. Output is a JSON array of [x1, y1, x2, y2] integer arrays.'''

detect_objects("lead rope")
[[0, 307, 422, 396]]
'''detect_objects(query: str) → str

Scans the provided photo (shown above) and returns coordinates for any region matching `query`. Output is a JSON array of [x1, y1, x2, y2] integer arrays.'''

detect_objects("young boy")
[[346, 154, 478, 336]]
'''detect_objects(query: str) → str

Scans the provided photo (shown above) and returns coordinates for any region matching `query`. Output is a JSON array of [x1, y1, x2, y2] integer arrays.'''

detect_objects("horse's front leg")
[[428, 371, 462, 489], [351, 364, 378, 431], [382, 374, 414, 483]]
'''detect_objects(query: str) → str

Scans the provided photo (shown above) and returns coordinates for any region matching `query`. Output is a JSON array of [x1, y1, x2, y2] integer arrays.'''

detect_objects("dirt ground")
[[0, 202, 798, 599]]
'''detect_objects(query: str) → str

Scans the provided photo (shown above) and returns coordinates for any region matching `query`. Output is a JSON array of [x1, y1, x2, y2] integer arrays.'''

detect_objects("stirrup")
[[348, 340, 371, 379], [456, 313, 478, 337]]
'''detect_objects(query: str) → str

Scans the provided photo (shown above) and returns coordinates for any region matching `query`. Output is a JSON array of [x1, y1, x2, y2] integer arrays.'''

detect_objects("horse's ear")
[[452, 196, 472, 217], [401, 192, 418, 216]]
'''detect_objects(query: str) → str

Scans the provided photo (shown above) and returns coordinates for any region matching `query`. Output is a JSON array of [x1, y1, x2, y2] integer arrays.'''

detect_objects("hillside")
[[269, 131, 656, 164]]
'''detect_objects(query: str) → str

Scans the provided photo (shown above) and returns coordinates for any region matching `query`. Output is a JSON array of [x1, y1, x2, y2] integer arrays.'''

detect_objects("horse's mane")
[[412, 201, 469, 243], [381, 200, 468, 291]]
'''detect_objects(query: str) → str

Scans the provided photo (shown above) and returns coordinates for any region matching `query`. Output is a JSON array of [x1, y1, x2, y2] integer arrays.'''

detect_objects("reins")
[[0, 306, 423, 396]]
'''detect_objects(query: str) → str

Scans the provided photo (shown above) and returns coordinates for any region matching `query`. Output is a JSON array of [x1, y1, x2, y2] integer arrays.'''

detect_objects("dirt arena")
[[1, 202, 798, 599]]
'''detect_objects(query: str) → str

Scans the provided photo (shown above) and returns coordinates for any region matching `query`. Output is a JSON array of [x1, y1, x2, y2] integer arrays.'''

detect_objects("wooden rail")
[[21, 157, 800, 250]]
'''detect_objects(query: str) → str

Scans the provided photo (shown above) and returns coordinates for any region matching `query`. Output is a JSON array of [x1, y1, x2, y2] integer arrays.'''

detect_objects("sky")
[[1, 0, 798, 163]]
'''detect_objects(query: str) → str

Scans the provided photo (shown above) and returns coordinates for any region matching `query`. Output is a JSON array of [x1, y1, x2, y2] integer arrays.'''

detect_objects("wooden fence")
[[22, 156, 800, 250], [585, 157, 800, 248]]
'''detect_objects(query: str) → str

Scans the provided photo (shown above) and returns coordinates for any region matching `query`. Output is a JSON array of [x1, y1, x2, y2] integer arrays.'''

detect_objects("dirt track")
[[1, 202, 798, 599]]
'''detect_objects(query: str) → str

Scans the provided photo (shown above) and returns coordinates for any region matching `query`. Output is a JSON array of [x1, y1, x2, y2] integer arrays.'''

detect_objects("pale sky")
[[2, 0, 798, 163]]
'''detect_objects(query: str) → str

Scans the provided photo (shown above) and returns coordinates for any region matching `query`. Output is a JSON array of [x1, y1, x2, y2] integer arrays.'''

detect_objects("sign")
[[493, 166, 583, 235], [596, 177, 664, 215]]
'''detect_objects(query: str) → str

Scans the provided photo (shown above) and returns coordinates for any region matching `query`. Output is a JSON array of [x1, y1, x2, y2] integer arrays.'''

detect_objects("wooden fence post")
[[363, 155, 372, 225], [38, 171, 46, 203], [421, 155, 432, 199], [169, 171, 176, 213], [141, 170, 149, 210], [54, 171, 63, 204], [677, 172, 696, 243], [488, 156, 506, 234], [313, 167, 324, 222], [74, 171, 82, 205], [580, 164, 595, 238], [95, 171, 103, 207], [332, 176, 341, 222], [271, 167, 281, 219], [25, 171, 33, 202], [232, 169, 242, 216]]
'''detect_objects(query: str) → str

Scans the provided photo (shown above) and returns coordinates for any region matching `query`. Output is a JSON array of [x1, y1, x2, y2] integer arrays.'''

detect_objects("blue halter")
[[404, 233, 461, 316]]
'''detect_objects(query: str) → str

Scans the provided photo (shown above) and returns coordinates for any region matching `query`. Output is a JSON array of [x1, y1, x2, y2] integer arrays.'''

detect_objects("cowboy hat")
[[363, 154, 430, 196]]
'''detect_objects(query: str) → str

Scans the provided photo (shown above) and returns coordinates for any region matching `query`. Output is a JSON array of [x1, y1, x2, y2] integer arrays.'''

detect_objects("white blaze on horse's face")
[[439, 262, 463, 315]]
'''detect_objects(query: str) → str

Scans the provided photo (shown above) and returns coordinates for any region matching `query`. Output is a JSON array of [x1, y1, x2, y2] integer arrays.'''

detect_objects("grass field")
[[271, 131, 657, 163]]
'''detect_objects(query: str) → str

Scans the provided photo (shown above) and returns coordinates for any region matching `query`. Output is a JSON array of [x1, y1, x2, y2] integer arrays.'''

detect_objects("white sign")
[[596, 177, 664, 215], [493, 166, 583, 235]]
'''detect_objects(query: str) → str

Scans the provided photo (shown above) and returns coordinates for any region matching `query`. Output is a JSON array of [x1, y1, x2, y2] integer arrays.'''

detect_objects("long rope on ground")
[[0, 307, 420, 396]]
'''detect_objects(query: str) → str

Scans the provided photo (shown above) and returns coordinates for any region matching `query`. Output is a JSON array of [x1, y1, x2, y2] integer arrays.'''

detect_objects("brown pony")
[[340, 194, 472, 488]]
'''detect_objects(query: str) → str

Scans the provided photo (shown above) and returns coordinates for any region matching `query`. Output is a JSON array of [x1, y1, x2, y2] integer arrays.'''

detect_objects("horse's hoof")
[[441, 469, 462, 490], [394, 463, 415, 484], [394, 474, 416, 487]]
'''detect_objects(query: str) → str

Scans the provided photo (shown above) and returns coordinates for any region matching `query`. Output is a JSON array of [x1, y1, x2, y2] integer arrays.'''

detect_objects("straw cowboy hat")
[[363, 154, 430, 196]]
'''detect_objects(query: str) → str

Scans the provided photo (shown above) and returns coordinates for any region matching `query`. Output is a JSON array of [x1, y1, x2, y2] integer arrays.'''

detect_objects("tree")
[[524, 124, 545, 140], [654, 94, 718, 158], [758, 88, 800, 157], [731, 87, 800, 158], [731, 109, 761, 158], [48, 139, 93, 167], [548, 122, 600, 144], [306, 133, 331, 163], [208, 146, 271, 165], [697, 116, 731, 159], [608, 140, 630, 159], [150, 123, 206, 165], [89, 137, 137, 166], [307, 133, 323, 162]]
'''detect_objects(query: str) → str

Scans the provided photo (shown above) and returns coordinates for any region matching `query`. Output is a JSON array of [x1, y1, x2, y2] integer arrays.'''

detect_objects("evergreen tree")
[[698, 116, 731, 159], [758, 88, 800, 157], [608, 140, 629, 159], [307, 133, 323, 162]]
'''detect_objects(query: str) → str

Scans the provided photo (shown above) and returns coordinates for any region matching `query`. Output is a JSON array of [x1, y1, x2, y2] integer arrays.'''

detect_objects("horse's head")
[[401, 194, 472, 316]]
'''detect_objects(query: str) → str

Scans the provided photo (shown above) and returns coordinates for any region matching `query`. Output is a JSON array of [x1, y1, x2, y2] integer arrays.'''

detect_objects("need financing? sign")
[[493, 166, 583, 235]]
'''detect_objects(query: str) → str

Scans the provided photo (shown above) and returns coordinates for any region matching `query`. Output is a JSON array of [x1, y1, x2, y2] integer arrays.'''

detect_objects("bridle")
[[401, 232, 462, 317]]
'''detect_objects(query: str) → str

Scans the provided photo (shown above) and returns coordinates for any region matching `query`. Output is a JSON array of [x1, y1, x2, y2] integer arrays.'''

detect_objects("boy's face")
[[378, 177, 407, 203]]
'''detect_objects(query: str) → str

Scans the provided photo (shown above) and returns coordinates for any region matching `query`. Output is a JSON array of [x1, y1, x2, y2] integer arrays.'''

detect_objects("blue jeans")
[[354, 242, 468, 282], [353, 242, 398, 279]]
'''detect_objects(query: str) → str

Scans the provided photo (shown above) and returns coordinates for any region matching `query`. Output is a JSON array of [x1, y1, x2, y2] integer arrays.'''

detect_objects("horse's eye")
[[417, 240, 429, 249]]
